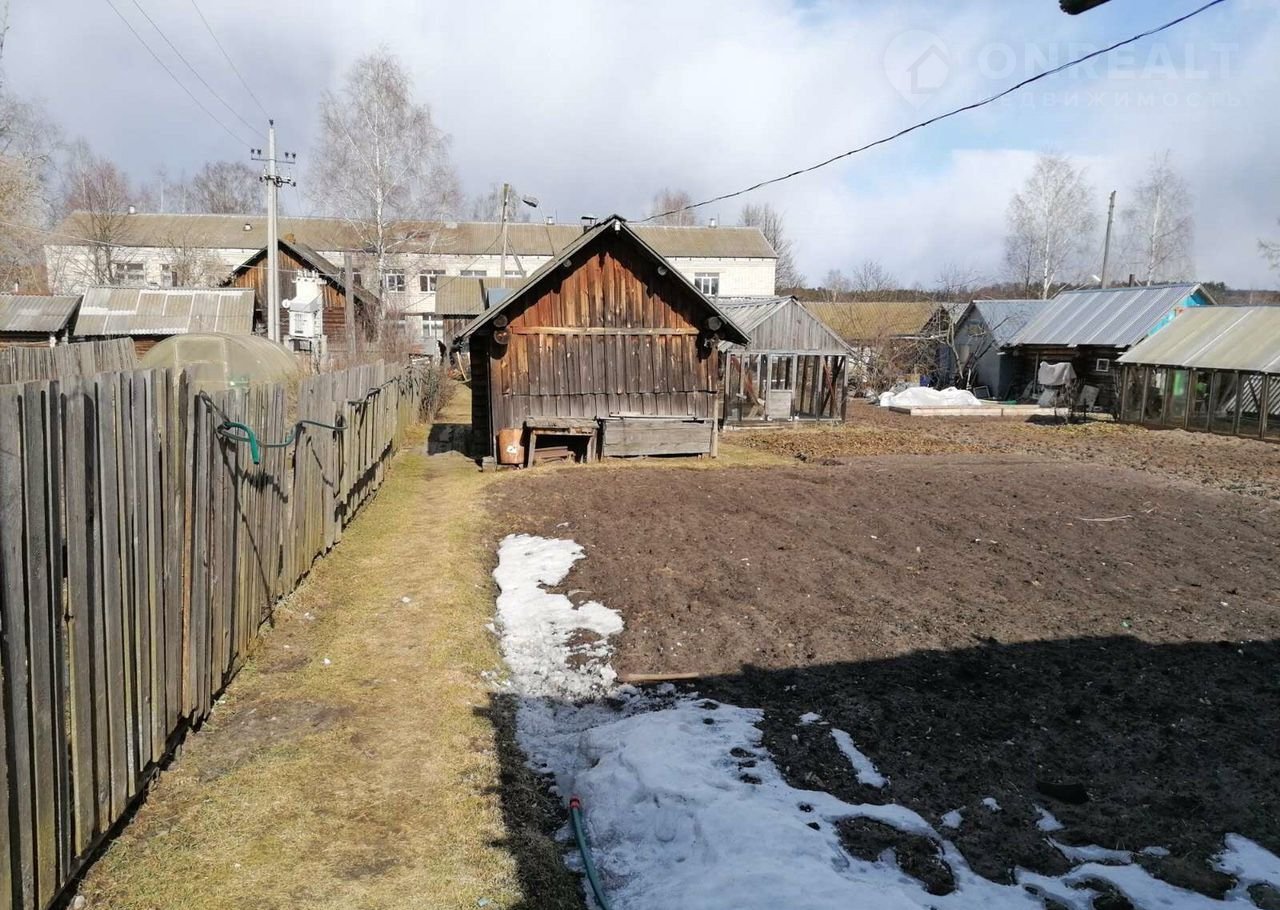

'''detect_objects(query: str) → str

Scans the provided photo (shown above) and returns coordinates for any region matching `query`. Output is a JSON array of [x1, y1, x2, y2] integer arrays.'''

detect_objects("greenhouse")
[[1115, 306, 1280, 440]]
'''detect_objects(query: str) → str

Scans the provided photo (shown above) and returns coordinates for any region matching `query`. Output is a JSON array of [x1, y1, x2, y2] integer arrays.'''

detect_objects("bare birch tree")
[[822, 269, 851, 301], [1262, 220, 1280, 272], [738, 202, 803, 290], [648, 188, 699, 226], [1119, 150, 1194, 284], [469, 182, 532, 223], [1003, 153, 1096, 299], [852, 259, 897, 294], [309, 48, 460, 291], [0, 87, 59, 290], [54, 139, 143, 287]]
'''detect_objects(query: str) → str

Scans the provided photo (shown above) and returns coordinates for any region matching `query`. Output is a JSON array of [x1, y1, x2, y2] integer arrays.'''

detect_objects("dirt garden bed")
[[495, 456, 1280, 904]]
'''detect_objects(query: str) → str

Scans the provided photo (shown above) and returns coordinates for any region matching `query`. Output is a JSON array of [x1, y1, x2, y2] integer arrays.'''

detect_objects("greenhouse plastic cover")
[[139, 333, 300, 391], [878, 386, 984, 408]]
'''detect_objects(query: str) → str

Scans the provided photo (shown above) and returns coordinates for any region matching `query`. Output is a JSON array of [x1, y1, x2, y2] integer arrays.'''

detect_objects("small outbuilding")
[[456, 215, 749, 464], [433, 276, 522, 347], [0, 294, 81, 347], [1004, 283, 1214, 409], [718, 296, 852, 422], [72, 286, 256, 355], [1116, 305, 1280, 440], [946, 299, 1043, 399], [223, 237, 380, 352]]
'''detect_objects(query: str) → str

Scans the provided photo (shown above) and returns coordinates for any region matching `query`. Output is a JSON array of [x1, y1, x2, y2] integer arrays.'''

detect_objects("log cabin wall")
[[478, 231, 721, 449], [225, 245, 369, 342]]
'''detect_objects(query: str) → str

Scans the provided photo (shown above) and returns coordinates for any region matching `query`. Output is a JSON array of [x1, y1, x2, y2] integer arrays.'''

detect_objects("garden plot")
[[493, 458, 1280, 908]]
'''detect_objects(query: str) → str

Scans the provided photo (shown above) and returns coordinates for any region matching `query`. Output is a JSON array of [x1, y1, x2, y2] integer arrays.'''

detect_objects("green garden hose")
[[214, 417, 346, 465], [569, 796, 612, 910]]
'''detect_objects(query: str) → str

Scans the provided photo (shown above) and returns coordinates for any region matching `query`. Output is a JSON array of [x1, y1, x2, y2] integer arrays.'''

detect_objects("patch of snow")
[[1141, 846, 1170, 858], [981, 797, 1001, 812], [493, 534, 623, 699], [831, 729, 887, 788], [1034, 806, 1065, 832], [1214, 834, 1280, 893], [878, 386, 984, 409], [493, 535, 1274, 910], [1050, 839, 1132, 864], [798, 712, 823, 725]]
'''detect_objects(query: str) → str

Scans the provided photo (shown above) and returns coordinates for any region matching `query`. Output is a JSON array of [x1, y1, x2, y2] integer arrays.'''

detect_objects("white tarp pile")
[[493, 534, 1280, 910], [878, 386, 985, 409]]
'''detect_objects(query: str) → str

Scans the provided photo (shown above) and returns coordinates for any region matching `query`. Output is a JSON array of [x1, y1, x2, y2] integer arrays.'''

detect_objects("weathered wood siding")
[[0, 358, 426, 910], [478, 233, 721, 449], [225, 245, 370, 342], [751, 303, 848, 354]]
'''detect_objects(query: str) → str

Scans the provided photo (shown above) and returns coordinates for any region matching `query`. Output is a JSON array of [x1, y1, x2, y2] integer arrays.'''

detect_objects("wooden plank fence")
[[0, 358, 427, 909], [0, 339, 137, 386]]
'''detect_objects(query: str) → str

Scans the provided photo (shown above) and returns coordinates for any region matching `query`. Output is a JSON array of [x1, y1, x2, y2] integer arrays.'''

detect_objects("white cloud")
[[6, 0, 1277, 287]]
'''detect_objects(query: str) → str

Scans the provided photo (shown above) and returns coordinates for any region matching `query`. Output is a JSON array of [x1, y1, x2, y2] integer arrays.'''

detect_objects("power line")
[[101, 0, 255, 148], [189, 0, 271, 120], [126, 0, 261, 138], [638, 0, 1228, 223]]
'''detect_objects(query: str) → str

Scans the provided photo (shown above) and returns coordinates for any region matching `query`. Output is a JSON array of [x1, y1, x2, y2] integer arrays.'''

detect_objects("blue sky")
[[6, 0, 1278, 287]]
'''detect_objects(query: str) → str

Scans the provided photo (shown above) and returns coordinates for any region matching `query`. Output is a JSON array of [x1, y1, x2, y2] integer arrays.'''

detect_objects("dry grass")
[[76, 387, 527, 910], [730, 424, 983, 460]]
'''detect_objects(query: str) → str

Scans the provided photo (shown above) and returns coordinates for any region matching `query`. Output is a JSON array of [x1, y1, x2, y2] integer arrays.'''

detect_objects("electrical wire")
[[189, 0, 271, 120], [637, 0, 1229, 223], [126, 0, 261, 138], [101, 0, 255, 148]]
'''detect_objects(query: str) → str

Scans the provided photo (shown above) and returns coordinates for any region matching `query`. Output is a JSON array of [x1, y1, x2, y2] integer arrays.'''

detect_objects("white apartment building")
[[46, 213, 778, 343]]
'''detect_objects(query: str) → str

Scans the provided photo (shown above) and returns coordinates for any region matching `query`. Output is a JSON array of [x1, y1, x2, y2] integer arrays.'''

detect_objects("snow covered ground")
[[493, 534, 1280, 910]]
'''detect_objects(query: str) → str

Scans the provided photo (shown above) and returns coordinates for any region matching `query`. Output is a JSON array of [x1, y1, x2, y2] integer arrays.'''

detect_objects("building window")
[[504, 269, 524, 278], [382, 269, 406, 293], [352, 270, 363, 287], [1095, 358, 1111, 373], [112, 261, 145, 285], [160, 264, 175, 287], [461, 268, 488, 278], [419, 269, 444, 293], [421, 314, 444, 343], [693, 272, 720, 296]]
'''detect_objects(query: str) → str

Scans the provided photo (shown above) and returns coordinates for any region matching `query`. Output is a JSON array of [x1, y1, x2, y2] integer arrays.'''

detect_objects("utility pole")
[[252, 120, 295, 344], [1099, 189, 1117, 289], [497, 182, 510, 284]]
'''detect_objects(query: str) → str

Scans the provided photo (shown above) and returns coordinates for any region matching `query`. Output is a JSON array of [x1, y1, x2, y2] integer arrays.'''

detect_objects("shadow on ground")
[[426, 422, 472, 455], [484, 635, 1280, 909]]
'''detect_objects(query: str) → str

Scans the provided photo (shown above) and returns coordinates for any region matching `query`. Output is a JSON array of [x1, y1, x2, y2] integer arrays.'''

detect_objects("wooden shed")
[[719, 296, 852, 423], [456, 215, 750, 464], [223, 237, 380, 351]]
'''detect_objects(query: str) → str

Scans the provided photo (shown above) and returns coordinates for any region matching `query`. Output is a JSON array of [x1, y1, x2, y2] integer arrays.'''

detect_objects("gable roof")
[[227, 237, 380, 310], [1009, 283, 1208, 349], [718, 296, 854, 354], [804, 300, 940, 343], [455, 215, 751, 345], [0, 295, 81, 334], [960, 299, 1045, 347], [74, 286, 255, 336], [1117, 305, 1280, 373], [51, 212, 777, 260]]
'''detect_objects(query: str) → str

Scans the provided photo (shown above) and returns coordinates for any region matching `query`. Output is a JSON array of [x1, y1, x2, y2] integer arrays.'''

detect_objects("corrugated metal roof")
[[1117, 306, 1280, 373], [456, 215, 752, 345], [804, 301, 940, 343], [963, 300, 1045, 347], [74, 286, 254, 336], [53, 212, 777, 259], [1009, 283, 1205, 348], [717, 297, 792, 335], [0, 295, 81, 333]]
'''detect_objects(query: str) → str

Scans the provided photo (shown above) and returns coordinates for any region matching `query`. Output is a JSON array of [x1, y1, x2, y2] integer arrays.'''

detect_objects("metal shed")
[[1115, 306, 1280, 440], [456, 215, 750, 464], [946, 299, 1043, 399], [719, 296, 852, 423]]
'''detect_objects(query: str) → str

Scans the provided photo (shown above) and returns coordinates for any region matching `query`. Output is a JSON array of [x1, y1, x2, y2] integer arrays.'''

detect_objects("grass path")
[[77, 386, 526, 909]]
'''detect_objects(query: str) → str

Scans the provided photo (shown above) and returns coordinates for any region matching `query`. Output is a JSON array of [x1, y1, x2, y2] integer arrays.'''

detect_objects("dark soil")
[[495, 456, 1280, 899]]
